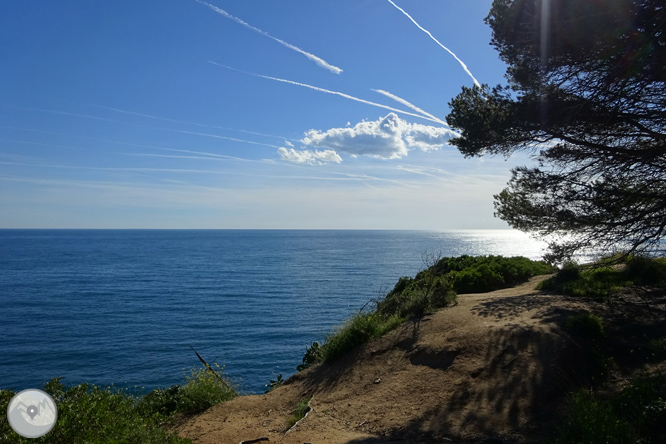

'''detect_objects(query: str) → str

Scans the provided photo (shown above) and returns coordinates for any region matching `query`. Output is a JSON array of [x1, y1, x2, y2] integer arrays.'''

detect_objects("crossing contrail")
[[195, 0, 342, 74], [371, 89, 448, 126], [92, 105, 296, 141], [209, 62, 444, 125], [386, 0, 480, 88]]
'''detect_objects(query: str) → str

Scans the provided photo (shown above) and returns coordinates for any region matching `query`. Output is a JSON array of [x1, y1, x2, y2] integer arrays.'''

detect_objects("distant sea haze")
[[1, 229, 548, 394]]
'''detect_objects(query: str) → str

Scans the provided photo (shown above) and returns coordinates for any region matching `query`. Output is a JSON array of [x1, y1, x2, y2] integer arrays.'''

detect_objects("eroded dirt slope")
[[177, 276, 601, 444]]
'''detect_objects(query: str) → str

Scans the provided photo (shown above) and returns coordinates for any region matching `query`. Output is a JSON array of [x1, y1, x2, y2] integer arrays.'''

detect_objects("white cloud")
[[300, 113, 455, 160], [277, 147, 342, 165]]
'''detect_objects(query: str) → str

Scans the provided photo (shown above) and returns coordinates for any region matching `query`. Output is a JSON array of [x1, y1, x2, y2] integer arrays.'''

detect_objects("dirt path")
[[177, 276, 594, 444]]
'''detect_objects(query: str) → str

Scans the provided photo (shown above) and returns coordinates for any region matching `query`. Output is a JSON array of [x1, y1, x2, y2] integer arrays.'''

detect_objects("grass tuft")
[[287, 397, 311, 429]]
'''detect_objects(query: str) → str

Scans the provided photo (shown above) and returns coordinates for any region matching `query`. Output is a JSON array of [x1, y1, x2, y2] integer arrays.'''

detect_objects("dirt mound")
[[176, 276, 600, 444]]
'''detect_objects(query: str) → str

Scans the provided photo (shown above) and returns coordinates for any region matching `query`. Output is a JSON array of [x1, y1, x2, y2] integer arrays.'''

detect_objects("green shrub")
[[625, 255, 666, 286], [1, 378, 190, 444], [265, 374, 284, 393], [319, 312, 403, 363], [177, 365, 236, 415], [297, 342, 322, 371], [136, 365, 235, 418], [1, 365, 236, 443], [539, 255, 666, 300], [436, 255, 555, 293], [378, 272, 456, 319], [564, 311, 614, 382], [552, 373, 666, 444], [553, 390, 633, 444], [565, 311, 606, 340], [301, 255, 553, 367]]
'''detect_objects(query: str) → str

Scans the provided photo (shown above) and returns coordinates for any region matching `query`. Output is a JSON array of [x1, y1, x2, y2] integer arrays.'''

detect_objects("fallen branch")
[[238, 438, 269, 444]]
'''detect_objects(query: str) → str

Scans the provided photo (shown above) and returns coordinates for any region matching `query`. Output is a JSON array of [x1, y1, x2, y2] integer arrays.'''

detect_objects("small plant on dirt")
[[297, 342, 322, 371], [265, 374, 284, 393], [287, 397, 312, 429]]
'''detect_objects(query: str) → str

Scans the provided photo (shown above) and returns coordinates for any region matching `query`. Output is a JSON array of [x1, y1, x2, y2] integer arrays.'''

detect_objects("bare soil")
[[177, 275, 666, 444]]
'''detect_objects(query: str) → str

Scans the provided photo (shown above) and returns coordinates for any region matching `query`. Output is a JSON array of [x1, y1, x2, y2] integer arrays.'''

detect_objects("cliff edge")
[[177, 275, 665, 443]]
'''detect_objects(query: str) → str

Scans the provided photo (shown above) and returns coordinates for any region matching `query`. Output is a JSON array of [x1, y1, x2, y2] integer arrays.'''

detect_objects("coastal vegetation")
[[539, 255, 666, 300], [298, 255, 554, 369], [0, 365, 235, 443], [542, 255, 666, 443]]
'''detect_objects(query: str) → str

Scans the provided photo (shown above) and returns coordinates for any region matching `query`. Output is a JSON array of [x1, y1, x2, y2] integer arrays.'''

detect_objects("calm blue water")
[[0, 229, 547, 394]]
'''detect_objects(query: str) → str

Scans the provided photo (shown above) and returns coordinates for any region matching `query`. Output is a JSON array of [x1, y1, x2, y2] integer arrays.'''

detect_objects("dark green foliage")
[[539, 256, 666, 300], [297, 342, 322, 371], [1, 365, 236, 443], [135, 385, 185, 418], [302, 255, 553, 367], [435, 255, 554, 294], [446, 0, 666, 262], [625, 256, 666, 286], [136, 365, 236, 417], [553, 374, 666, 444], [378, 272, 456, 319], [318, 313, 404, 363], [565, 312, 606, 340], [265, 374, 284, 393], [564, 311, 612, 382], [438, 255, 553, 290], [1, 378, 190, 444]]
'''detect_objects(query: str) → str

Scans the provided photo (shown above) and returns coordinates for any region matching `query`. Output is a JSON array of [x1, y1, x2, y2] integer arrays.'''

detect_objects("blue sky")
[[0, 0, 532, 229]]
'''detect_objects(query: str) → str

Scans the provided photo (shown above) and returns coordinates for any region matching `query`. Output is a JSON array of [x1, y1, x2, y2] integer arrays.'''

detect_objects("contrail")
[[195, 0, 342, 74], [2, 107, 284, 149], [91, 105, 296, 141], [210, 62, 444, 125], [386, 0, 481, 88], [371, 89, 448, 126], [162, 128, 281, 148], [0, 161, 412, 183]]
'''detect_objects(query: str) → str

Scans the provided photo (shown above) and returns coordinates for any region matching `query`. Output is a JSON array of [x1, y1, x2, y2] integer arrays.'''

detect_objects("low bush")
[[565, 311, 606, 340], [539, 255, 666, 300], [1, 365, 236, 443], [300, 255, 554, 368], [1, 378, 190, 444], [433, 255, 555, 293], [318, 312, 404, 363], [378, 272, 456, 319], [552, 373, 666, 444]]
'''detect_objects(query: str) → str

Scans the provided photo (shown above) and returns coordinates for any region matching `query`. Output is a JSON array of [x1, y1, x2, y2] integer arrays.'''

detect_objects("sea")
[[0, 229, 550, 394]]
